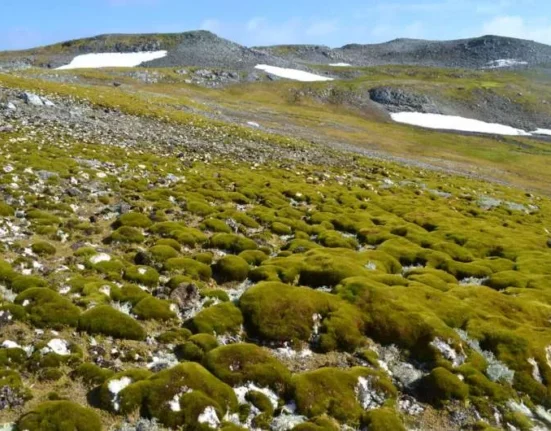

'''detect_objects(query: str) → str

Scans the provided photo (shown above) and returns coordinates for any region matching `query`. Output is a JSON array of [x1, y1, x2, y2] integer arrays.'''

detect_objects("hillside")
[[3, 32, 551, 71], [258, 35, 551, 69], [2, 32, 551, 431]]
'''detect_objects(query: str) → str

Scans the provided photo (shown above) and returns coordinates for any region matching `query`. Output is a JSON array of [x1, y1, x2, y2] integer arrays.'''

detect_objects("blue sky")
[[1, 0, 551, 50]]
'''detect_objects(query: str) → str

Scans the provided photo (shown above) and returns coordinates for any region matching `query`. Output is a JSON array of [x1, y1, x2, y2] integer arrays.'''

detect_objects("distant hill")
[[256, 35, 551, 69], [2, 31, 551, 70]]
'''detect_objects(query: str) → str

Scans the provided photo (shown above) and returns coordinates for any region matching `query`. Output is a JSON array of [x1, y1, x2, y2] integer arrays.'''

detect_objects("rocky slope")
[[3, 32, 551, 71], [257, 35, 551, 69]]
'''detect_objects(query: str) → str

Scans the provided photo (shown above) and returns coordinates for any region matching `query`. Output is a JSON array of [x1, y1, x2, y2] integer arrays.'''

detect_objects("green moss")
[[165, 257, 212, 280], [15, 288, 80, 328], [202, 218, 232, 233], [16, 401, 102, 431], [10, 275, 48, 293], [239, 250, 269, 266], [485, 271, 529, 290], [133, 295, 176, 321], [118, 363, 238, 428], [38, 367, 65, 382], [186, 199, 215, 216], [210, 233, 258, 253], [110, 284, 148, 305], [72, 363, 115, 385], [180, 250, 207, 266], [156, 238, 181, 251], [0, 201, 15, 216], [123, 265, 160, 286], [205, 343, 291, 394], [157, 328, 192, 344], [419, 367, 469, 406], [213, 255, 250, 283], [0, 259, 17, 283], [31, 241, 56, 256], [362, 408, 405, 431], [201, 289, 230, 302], [272, 222, 293, 235], [117, 212, 153, 228], [503, 411, 533, 431], [317, 230, 358, 249], [149, 244, 179, 261], [79, 305, 146, 340], [190, 302, 243, 335], [109, 226, 145, 243], [246, 390, 275, 415], [240, 282, 364, 351], [0, 348, 27, 368], [292, 367, 396, 425]]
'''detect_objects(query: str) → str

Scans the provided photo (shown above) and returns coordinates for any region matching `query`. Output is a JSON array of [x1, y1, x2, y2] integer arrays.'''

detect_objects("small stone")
[[20, 92, 44, 106]]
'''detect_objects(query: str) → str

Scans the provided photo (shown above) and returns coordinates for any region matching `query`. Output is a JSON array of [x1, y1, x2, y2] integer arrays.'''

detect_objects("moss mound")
[[78, 305, 146, 340], [31, 241, 57, 256], [213, 255, 250, 283], [16, 401, 102, 431], [363, 408, 405, 431], [15, 288, 80, 328], [190, 302, 243, 335], [114, 363, 238, 428], [205, 343, 291, 394], [132, 295, 176, 321], [292, 367, 396, 425], [240, 282, 364, 351], [419, 367, 469, 406]]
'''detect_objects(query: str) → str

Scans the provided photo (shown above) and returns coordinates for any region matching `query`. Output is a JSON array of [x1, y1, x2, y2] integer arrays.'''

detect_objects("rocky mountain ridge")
[[2, 32, 551, 70]]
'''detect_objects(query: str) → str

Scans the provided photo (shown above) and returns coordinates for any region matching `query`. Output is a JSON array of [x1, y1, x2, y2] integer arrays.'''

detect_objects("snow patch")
[[90, 253, 111, 265], [234, 382, 280, 409], [108, 377, 132, 412], [255, 64, 333, 82], [532, 128, 551, 136], [57, 51, 168, 70], [528, 358, 543, 383], [486, 59, 528, 69], [391, 112, 531, 136], [2, 340, 21, 349], [329, 63, 352, 67], [43, 339, 71, 356], [197, 406, 220, 429]]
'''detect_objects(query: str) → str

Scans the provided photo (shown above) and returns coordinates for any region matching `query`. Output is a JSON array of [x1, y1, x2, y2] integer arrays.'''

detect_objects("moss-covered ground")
[[1, 67, 551, 430]]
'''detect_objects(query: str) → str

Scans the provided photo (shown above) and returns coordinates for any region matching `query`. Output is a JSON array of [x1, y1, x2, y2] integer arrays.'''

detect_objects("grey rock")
[[20, 92, 44, 106], [5, 102, 16, 111], [0, 125, 14, 133], [36, 170, 58, 180], [0, 386, 25, 410], [369, 87, 439, 113], [170, 283, 199, 308]]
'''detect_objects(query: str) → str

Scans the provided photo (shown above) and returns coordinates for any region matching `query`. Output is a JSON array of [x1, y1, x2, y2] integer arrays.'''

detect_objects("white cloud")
[[482, 15, 551, 44]]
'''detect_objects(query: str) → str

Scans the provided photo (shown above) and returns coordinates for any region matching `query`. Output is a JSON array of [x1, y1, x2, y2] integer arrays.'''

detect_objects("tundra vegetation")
[[1, 61, 551, 430]]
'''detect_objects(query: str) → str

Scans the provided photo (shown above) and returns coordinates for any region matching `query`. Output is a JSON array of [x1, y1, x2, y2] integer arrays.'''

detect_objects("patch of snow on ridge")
[[255, 64, 333, 82], [532, 128, 551, 136], [391, 112, 531, 136], [329, 63, 352, 67], [57, 51, 168, 70], [486, 59, 528, 68]]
